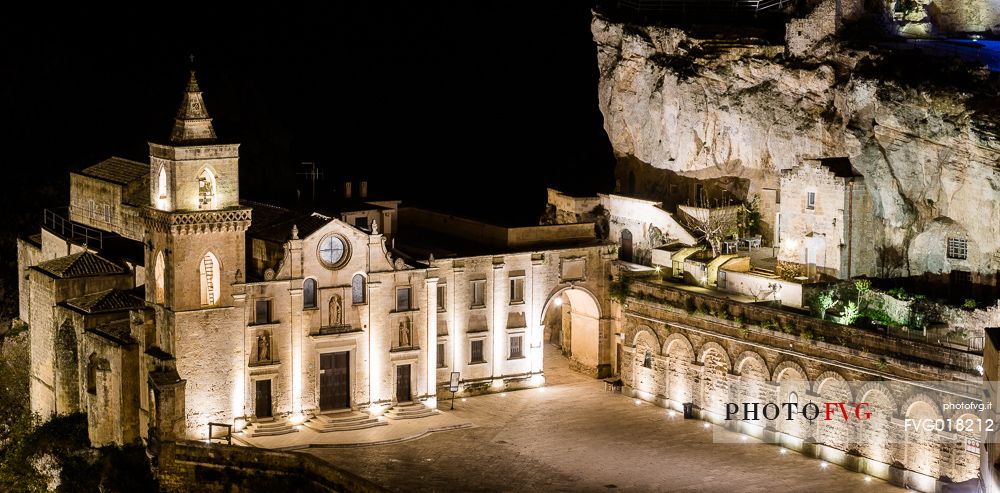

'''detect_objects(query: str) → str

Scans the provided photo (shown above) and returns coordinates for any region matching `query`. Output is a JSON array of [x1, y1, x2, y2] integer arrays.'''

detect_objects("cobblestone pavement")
[[305, 346, 903, 493]]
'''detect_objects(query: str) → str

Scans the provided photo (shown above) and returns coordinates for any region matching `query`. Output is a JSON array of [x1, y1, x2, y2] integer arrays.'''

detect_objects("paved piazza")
[[305, 346, 902, 492]]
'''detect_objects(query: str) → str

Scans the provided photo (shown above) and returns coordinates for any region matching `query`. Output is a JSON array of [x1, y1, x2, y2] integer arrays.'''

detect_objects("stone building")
[[18, 72, 614, 444], [547, 189, 696, 266], [776, 157, 877, 280]]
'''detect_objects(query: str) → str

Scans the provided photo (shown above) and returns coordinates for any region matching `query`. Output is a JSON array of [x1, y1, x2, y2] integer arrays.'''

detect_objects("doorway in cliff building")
[[620, 229, 633, 262]]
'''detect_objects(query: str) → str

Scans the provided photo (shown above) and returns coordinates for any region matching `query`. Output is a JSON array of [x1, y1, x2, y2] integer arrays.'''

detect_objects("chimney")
[[360, 180, 368, 198], [344, 181, 352, 199]]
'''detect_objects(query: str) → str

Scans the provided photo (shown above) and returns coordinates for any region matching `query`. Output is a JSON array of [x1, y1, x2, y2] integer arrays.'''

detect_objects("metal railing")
[[43, 208, 103, 249]]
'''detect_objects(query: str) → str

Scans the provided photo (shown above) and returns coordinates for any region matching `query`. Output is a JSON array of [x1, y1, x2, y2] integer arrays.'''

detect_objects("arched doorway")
[[620, 229, 633, 262], [540, 287, 605, 382]]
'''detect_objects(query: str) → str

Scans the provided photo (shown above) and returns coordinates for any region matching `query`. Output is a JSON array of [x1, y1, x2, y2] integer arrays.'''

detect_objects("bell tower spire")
[[170, 70, 217, 144]]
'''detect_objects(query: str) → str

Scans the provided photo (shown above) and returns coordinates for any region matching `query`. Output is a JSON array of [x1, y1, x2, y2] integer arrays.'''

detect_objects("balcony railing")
[[43, 208, 103, 249]]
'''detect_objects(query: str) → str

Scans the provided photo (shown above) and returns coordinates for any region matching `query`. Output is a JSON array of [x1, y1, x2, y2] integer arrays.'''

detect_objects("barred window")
[[947, 238, 968, 260], [806, 192, 816, 210], [470, 340, 485, 364], [643, 351, 652, 369], [509, 336, 523, 359]]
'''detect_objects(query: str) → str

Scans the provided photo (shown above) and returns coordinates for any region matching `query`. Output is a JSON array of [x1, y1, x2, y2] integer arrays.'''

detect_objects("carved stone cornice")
[[142, 207, 252, 234]]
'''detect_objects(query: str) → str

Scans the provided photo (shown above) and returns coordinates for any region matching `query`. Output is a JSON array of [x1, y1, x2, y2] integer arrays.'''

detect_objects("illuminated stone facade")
[[18, 72, 614, 444]]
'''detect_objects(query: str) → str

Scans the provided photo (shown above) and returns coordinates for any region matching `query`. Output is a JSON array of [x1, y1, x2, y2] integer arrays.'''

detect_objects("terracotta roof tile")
[[35, 251, 126, 279]]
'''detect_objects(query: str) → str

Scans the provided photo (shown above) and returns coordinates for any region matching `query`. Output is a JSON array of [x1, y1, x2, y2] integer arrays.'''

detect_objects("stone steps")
[[243, 418, 298, 437], [384, 402, 438, 420], [304, 411, 387, 432]]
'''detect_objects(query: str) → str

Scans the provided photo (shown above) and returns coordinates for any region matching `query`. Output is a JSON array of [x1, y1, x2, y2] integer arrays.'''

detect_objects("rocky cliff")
[[593, 8, 1000, 277]]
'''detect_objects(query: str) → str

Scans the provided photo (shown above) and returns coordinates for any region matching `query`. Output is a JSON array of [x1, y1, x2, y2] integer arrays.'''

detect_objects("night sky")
[[0, 4, 615, 226]]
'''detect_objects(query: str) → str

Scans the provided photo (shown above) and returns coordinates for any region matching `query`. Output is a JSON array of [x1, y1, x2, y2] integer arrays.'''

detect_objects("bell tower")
[[143, 71, 250, 438]]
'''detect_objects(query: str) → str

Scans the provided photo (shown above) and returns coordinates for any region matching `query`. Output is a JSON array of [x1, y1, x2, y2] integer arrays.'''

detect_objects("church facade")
[[18, 72, 614, 444]]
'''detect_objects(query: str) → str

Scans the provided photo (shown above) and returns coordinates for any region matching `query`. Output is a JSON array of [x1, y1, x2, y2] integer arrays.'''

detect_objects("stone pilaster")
[[425, 277, 439, 407]]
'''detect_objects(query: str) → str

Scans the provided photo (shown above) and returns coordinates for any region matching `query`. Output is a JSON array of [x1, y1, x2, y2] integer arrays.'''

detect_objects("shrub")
[[812, 289, 838, 320], [877, 357, 889, 371], [739, 327, 751, 339], [609, 278, 631, 303], [839, 301, 860, 325], [733, 315, 744, 326], [761, 320, 778, 331], [799, 329, 814, 342], [781, 321, 795, 334], [962, 298, 978, 310]]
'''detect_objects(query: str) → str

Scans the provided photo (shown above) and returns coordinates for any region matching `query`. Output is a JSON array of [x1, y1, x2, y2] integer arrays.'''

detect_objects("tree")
[[679, 193, 740, 257], [812, 289, 838, 320]]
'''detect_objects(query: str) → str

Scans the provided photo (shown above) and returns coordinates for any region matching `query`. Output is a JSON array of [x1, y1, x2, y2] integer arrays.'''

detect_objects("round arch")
[[632, 326, 660, 353], [734, 351, 769, 379], [662, 332, 694, 359], [538, 285, 603, 325], [539, 286, 603, 376], [697, 341, 732, 373]]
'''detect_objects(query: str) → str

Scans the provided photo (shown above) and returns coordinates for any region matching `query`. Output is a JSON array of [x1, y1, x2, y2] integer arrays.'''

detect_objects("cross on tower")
[[296, 162, 324, 203]]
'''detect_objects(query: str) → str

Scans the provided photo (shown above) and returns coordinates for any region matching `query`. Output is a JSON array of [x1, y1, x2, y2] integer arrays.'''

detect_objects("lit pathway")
[[305, 346, 902, 492]]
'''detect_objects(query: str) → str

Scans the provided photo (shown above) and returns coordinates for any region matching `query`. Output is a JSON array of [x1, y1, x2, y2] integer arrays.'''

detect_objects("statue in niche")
[[399, 320, 411, 347], [256, 333, 271, 362], [330, 295, 343, 326]]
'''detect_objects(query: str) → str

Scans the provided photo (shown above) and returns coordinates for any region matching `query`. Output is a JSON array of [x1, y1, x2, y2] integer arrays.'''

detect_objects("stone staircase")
[[384, 402, 438, 420], [242, 417, 298, 438], [304, 410, 387, 433]]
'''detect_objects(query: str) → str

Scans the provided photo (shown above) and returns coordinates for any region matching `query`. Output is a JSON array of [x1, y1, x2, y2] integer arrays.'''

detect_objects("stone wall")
[[155, 441, 387, 493], [627, 280, 982, 377], [620, 282, 981, 492]]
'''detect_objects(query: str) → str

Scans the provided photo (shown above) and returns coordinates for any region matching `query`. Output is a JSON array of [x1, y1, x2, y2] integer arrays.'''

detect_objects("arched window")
[[199, 252, 220, 306], [788, 391, 798, 405], [303, 278, 316, 309], [154, 251, 165, 304], [643, 350, 652, 369], [87, 352, 98, 394], [157, 167, 167, 200], [352, 274, 366, 304], [198, 169, 216, 209]]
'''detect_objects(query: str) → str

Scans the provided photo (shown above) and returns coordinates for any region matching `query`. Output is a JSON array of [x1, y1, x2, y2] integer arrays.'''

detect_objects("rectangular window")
[[947, 238, 968, 260], [354, 216, 368, 229], [470, 340, 485, 363], [103, 204, 112, 223], [509, 336, 523, 359], [437, 285, 446, 311], [471, 280, 485, 307], [255, 299, 271, 324], [437, 343, 445, 368], [951, 270, 972, 285], [509, 277, 524, 304], [396, 287, 411, 311], [806, 192, 816, 210]]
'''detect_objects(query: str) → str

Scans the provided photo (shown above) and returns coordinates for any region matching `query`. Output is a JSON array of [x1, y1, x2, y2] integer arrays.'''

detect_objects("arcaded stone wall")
[[619, 282, 980, 492]]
